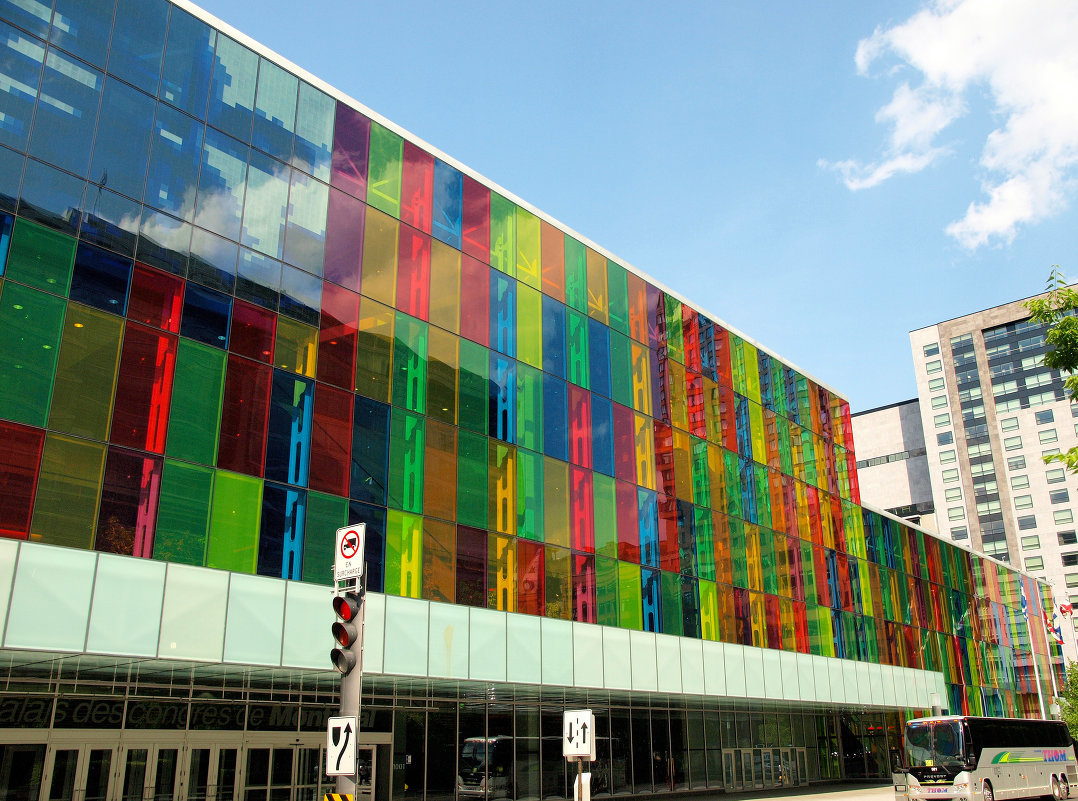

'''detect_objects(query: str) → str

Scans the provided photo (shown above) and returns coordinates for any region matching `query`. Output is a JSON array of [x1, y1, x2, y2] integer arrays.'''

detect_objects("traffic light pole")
[[336, 575, 365, 797]]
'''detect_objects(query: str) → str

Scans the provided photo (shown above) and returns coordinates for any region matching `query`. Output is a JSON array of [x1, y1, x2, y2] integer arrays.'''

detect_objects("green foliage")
[[1026, 268, 1078, 471], [1059, 659, 1078, 738]]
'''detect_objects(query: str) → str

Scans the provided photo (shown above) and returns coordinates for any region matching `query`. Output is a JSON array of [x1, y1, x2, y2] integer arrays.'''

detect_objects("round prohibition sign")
[[339, 530, 361, 560]]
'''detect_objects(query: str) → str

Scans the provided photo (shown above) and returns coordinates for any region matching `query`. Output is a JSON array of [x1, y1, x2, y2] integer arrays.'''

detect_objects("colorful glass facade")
[[0, 0, 1062, 725]]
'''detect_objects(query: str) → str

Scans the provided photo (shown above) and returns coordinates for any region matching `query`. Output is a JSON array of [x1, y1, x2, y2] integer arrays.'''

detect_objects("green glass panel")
[[515, 206, 540, 288], [770, 357, 787, 417], [759, 528, 777, 595], [31, 433, 105, 549], [729, 517, 748, 588], [516, 447, 543, 541], [663, 295, 683, 364], [154, 460, 214, 565], [606, 261, 629, 336], [754, 464, 771, 528], [694, 506, 715, 581], [392, 312, 427, 414], [777, 418, 792, 475], [660, 571, 681, 636], [593, 472, 617, 559], [207, 470, 263, 573], [618, 561, 643, 630], [515, 362, 542, 452], [516, 283, 542, 369], [564, 236, 587, 313], [731, 336, 747, 396], [801, 429, 817, 486], [743, 341, 761, 403], [566, 309, 589, 389], [301, 491, 348, 585], [608, 331, 633, 408], [48, 305, 123, 440], [389, 408, 425, 514], [796, 375, 812, 430], [458, 339, 488, 434], [801, 540, 816, 603], [385, 509, 422, 598], [0, 282, 66, 426], [6, 219, 76, 295], [699, 580, 718, 640], [489, 193, 515, 276], [456, 430, 487, 528], [166, 339, 226, 465], [691, 438, 710, 508], [596, 555, 618, 627], [367, 122, 403, 218], [723, 449, 742, 519]]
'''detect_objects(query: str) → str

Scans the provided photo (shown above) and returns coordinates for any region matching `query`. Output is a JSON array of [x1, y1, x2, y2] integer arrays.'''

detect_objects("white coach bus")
[[894, 716, 1077, 800]]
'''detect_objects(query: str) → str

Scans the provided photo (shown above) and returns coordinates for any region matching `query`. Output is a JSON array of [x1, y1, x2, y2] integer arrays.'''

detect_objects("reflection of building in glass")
[[0, 0, 1065, 799]]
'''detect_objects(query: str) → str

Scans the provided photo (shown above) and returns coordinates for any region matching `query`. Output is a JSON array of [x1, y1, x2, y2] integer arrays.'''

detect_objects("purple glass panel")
[[330, 105, 370, 199], [324, 187, 365, 292]]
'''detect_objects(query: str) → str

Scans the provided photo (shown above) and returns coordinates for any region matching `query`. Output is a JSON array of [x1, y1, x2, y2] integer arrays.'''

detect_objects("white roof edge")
[[174, 0, 848, 400]]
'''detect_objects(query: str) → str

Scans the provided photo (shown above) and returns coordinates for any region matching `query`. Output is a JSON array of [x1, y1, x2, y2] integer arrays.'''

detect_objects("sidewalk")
[[635, 783, 894, 801]]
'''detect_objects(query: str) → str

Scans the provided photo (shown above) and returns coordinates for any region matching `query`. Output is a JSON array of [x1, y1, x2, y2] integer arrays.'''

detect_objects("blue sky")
[[196, 0, 1078, 413]]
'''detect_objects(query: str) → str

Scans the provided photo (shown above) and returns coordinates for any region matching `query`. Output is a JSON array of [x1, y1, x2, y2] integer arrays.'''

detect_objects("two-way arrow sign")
[[562, 709, 596, 760], [326, 716, 357, 776]]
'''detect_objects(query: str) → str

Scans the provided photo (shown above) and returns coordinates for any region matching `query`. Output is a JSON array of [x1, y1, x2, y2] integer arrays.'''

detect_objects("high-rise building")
[[0, 0, 1065, 799]]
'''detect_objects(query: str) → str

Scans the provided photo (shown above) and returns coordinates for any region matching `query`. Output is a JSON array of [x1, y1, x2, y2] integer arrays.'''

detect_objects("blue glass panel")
[[18, 156, 83, 233], [848, 557, 862, 614], [180, 282, 231, 347], [136, 205, 190, 276], [0, 146, 23, 212], [757, 353, 773, 411], [79, 184, 139, 257], [590, 394, 614, 477], [278, 262, 320, 325], [351, 395, 389, 505], [207, 34, 256, 143], [159, 6, 214, 118], [49, 0, 113, 67], [831, 609, 845, 658], [196, 127, 248, 241], [144, 103, 204, 221], [0, 211, 12, 274], [641, 567, 661, 633], [28, 48, 102, 176], [252, 57, 296, 161], [541, 294, 565, 379], [676, 499, 696, 576], [89, 78, 154, 200], [735, 394, 751, 458], [489, 271, 515, 358], [349, 499, 385, 593], [0, 21, 45, 152], [241, 149, 288, 259], [588, 317, 611, 399], [784, 367, 800, 426], [698, 315, 717, 383], [236, 247, 281, 310], [189, 227, 237, 293], [257, 482, 305, 580], [107, 0, 167, 94], [488, 354, 515, 444], [637, 488, 659, 568], [825, 549, 839, 610], [69, 241, 131, 313], [293, 82, 333, 181], [0, 0, 52, 37], [680, 575, 700, 638], [283, 169, 327, 276], [265, 370, 314, 486], [431, 158, 462, 249], [542, 373, 567, 462], [738, 456, 756, 524]]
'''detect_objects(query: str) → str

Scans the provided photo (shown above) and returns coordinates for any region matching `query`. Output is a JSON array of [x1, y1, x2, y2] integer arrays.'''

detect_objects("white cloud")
[[823, 0, 1078, 249]]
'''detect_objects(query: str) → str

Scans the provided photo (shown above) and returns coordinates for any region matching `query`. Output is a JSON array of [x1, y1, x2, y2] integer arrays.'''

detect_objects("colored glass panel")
[[544, 457, 569, 548], [366, 123, 403, 218], [427, 327, 458, 425], [428, 240, 461, 334], [516, 363, 542, 453], [273, 315, 317, 378], [324, 187, 365, 292], [545, 545, 571, 620], [48, 305, 123, 441], [330, 103, 369, 199], [488, 441, 516, 536], [360, 207, 399, 308], [309, 383, 352, 496], [461, 176, 489, 262], [389, 408, 424, 514], [6, 219, 76, 296], [217, 354, 272, 475], [351, 395, 389, 505], [95, 447, 162, 558], [264, 370, 313, 487], [456, 430, 487, 529], [424, 419, 457, 523], [0, 421, 45, 538], [153, 459, 213, 565], [459, 256, 489, 347], [540, 220, 564, 301], [355, 297, 394, 402], [400, 141, 433, 234], [421, 518, 455, 602], [489, 193, 515, 276], [458, 339, 488, 435], [392, 313, 428, 414], [385, 510, 423, 599], [431, 159, 462, 249], [31, 433, 106, 549], [397, 226, 431, 320], [206, 470, 262, 573], [516, 447, 543, 541], [516, 283, 542, 369]]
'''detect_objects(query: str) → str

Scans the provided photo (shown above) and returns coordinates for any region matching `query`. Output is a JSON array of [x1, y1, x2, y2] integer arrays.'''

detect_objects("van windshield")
[[905, 720, 965, 768]]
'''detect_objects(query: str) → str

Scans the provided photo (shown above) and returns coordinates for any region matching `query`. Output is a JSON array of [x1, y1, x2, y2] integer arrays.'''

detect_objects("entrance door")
[[42, 745, 114, 801], [240, 738, 327, 801], [354, 746, 374, 801], [185, 745, 239, 800], [117, 740, 182, 801]]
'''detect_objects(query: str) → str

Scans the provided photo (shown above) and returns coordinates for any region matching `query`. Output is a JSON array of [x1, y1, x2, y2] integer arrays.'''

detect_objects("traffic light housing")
[[331, 588, 364, 675]]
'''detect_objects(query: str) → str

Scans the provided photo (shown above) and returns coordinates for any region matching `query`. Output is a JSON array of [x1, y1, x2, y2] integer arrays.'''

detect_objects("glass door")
[[354, 746, 374, 801], [43, 743, 114, 801], [240, 737, 327, 801], [117, 739, 182, 801], [185, 745, 239, 800], [721, 749, 740, 791]]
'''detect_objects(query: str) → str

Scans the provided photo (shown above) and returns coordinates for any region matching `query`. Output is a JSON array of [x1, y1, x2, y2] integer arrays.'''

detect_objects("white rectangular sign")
[[562, 709, 596, 760], [334, 524, 365, 582], [326, 715, 357, 776]]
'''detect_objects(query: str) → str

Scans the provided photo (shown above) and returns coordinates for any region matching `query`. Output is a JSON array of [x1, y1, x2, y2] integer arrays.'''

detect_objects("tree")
[[1058, 659, 1078, 738], [1026, 268, 1078, 472]]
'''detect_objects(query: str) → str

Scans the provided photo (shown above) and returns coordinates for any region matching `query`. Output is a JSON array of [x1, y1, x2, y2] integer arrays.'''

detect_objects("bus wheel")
[[1053, 776, 1064, 800], [981, 781, 994, 801]]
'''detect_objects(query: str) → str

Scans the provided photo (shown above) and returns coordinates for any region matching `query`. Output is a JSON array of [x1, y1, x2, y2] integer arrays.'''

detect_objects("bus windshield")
[[905, 720, 965, 768]]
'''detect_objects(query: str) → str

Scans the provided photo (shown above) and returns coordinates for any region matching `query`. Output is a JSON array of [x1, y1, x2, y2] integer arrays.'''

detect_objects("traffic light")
[[330, 587, 364, 675]]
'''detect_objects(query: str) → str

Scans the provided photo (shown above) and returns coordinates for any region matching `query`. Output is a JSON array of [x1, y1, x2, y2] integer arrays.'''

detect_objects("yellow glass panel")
[[780, 598, 796, 650], [545, 545, 571, 620], [667, 360, 688, 431], [743, 340, 760, 403], [488, 533, 516, 612], [488, 441, 516, 536], [515, 207, 541, 289], [543, 456, 569, 547], [699, 580, 719, 641], [672, 429, 693, 503], [749, 401, 766, 466], [356, 296, 395, 402], [745, 524, 762, 591], [516, 282, 542, 369], [707, 444, 727, 513], [630, 342, 652, 416], [360, 207, 399, 307], [749, 591, 766, 647], [633, 414, 655, 491], [424, 419, 457, 522], [429, 240, 460, 334], [585, 247, 607, 324], [31, 433, 106, 549], [386, 510, 422, 599], [274, 316, 317, 378]]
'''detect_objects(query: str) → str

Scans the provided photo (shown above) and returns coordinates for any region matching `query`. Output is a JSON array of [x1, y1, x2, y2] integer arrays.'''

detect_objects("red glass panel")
[[572, 553, 596, 624], [768, 469, 785, 534], [615, 479, 639, 563], [765, 595, 781, 649], [324, 187, 365, 292], [0, 421, 45, 539], [461, 176, 490, 262], [806, 486, 821, 545], [230, 299, 275, 363], [626, 272, 647, 344], [657, 493, 678, 572], [317, 283, 360, 389], [653, 420, 674, 498], [568, 385, 592, 469], [459, 255, 489, 346], [456, 525, 487, 607], [812, 546, 830, 607], [111, 323, 177, 454], [836, 553, 852, 611], [716, 384, 738, 453], [309, 383, 353, 495], [128, 264, 183, 333], [830, 496, 846, 552], [686, 372, 705, 438], [793, 601, 809, 653], [396, 225, 431, 321], [646, 283, 664, 350], [540, 221, 564, 301], [682, 306, 700, 373], [712, 326, 733, 388], [733, 587, 752, 645], [400, 141, 433, 234], [847, 448, 860, 504], [330, 104, 370, 199], [787, 535, 803, 600], [612, 402, 636, 484], [517, 539, 545, 615], [569, 465, 594, 553], [95, 446, 162, 558], [218, 354, 272, 476]]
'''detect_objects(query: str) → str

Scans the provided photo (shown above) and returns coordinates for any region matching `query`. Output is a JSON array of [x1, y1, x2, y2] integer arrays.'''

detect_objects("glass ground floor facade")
[[0, 662, 903, 801]]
